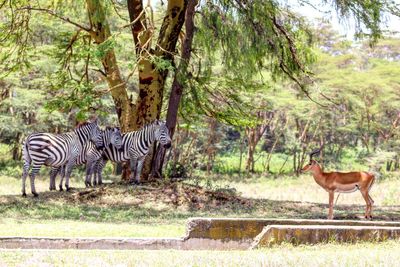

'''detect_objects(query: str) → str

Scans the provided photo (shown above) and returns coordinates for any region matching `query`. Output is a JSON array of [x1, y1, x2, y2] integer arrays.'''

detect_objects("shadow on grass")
[[1, 181, 400, 223]]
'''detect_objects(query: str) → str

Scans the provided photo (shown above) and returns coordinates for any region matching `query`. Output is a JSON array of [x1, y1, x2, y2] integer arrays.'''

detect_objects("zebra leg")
[[29, 165, 41, 197], [135, 157, 145, 184], [59, 166, 66, 191], [129, 158, 138, 184], [92, 161, 99, 186], [84, 161, 94, 188], [49, 167, 59, 191], [97, 159, 107, 185], [21, 160, 31, 197], [89, 159, 102, 186], [65, 165, 73, 191], [64, 162, 75, 191]]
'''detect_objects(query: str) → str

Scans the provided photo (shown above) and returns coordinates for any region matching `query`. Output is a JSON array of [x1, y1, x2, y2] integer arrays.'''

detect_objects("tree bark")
[[152, 0, 198, 178], [126, 0, 188, 182], [245, 112, 270, 173], [245, 128, 256, 173], [85, 0, 135, 132]]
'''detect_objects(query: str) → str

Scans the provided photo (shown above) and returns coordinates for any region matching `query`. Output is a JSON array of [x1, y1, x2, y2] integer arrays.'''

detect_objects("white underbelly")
[[335, 183, 359, 193]]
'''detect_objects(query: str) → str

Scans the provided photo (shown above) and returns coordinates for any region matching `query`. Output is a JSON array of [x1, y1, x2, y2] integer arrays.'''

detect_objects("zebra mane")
[[105, 126, 120, 131], [75, 120, 97, 129], [141, 120, 165, 129]]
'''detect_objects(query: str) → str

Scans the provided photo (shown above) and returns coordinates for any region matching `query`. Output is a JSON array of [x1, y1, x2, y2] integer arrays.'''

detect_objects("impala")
[[301, 149, 376, 220]]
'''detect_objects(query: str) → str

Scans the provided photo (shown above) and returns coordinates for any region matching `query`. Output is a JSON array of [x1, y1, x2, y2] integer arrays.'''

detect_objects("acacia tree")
[[1, 0, 395, 180], [1, 0, 189, 181]]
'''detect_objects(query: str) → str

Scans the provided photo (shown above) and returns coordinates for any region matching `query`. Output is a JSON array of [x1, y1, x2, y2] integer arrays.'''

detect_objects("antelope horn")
[[309, 149, 321, 162]]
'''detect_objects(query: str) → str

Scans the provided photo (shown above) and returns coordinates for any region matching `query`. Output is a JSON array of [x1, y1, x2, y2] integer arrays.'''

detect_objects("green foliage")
[[149, 55, 175, 72]]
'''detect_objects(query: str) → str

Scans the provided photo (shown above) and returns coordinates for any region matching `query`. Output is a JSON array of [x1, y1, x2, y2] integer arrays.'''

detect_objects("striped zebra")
[[51, 127, 122, 190], [21, 119, 103, 197], [92, 120, 172, 185]]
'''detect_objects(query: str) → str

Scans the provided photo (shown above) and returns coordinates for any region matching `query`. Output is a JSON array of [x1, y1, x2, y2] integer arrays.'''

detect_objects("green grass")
[[215, 152, 293, 173], [1, 167, 400, 264], [0, 218, 184, 238], [1, 241, 400, 266], [188, 172, 400, 206], [1, 171, 400, 239]]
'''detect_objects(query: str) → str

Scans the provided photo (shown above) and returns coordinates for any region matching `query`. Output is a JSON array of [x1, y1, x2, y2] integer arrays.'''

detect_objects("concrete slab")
[[0, 236, 248, 250], [2, 218, 400, 250], [186, 218, 400, 242], [251, 225, 400, 248], [0, 237, 186, 250]]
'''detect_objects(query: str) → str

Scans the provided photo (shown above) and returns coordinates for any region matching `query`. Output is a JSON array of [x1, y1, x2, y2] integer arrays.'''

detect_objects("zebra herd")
[[21, 119, 172, 197]]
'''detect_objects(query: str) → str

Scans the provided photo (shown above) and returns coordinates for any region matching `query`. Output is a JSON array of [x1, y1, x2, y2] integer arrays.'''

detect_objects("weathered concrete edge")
[[251, 225, 400, 249], [0, 237, 249, 250], [185, 218, 400, 240]]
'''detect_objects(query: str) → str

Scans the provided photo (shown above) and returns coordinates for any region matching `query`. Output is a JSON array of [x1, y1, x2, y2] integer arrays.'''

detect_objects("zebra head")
[[153, 120, 172, 149], [75, 118, 103, 147], [104, 127, 123, 150]]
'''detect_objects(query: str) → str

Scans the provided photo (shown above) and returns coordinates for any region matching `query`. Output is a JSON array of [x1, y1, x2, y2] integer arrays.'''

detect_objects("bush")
[[166, 162, 188, 178]]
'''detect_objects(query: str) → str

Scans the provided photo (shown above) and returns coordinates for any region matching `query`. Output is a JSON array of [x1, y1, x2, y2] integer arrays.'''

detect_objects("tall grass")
[[1, 241, 400, 266]]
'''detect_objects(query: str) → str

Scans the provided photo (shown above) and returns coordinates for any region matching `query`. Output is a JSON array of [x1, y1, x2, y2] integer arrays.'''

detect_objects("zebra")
[[50, 126, 123, 190], [21, 119, 103, 197], [92, 120, 172, 185]]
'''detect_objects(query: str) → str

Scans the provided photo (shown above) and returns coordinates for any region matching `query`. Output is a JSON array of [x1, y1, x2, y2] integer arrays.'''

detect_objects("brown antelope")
[[301, 149, 376, 220]]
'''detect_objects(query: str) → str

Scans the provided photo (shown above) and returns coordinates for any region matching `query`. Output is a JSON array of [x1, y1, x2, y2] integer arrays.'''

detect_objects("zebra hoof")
[[66, 186, 71, 192], [59, 186, 64, 191], [22, 193, 27, 197], [32, 192, 39, 197]]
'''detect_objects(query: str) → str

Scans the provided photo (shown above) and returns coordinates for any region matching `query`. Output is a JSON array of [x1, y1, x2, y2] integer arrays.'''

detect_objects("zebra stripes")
[[21, 120, 103, 197], [50, 127, 123, 190], [92, 120, 172, 185]]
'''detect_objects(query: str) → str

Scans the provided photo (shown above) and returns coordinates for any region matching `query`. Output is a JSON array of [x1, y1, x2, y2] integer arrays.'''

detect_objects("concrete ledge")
[[0, 237, 250, 250], [0, 237, 186, 250], [2, 218, 400, 250], [251, 225, 400, 248], [186, 218, 400, 242]]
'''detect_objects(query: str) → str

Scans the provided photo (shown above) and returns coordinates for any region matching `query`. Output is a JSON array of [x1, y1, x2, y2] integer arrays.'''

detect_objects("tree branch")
[[17, 6, 93, 33]]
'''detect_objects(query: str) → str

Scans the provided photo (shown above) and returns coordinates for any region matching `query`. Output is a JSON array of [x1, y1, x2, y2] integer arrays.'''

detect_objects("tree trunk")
[[12, 133, 22, 160], [152, 0, 198, 178], [238, 133, 245, 175], [126, 0, 188, 182], [245, 128, 255, 172], [85, 0, 135, 132]]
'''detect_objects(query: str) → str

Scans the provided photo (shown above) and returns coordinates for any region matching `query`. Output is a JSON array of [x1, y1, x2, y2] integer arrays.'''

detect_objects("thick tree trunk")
[[85, 0, 135, 132], [152, 0, 198, 178], [126, 0, 188, 182]]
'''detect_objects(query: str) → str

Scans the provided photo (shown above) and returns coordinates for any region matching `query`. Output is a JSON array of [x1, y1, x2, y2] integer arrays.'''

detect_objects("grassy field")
[[1, 169, 400, 266], [1, 241, 400, 266], [1, 170, 400, 238]]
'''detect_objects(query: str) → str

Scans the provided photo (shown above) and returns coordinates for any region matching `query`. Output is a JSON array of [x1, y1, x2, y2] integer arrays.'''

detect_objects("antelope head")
[[301, 149, 320, 172]]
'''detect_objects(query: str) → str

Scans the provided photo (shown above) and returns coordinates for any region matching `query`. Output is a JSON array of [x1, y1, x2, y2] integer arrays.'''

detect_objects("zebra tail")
[[22, 137, 32, 164]]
